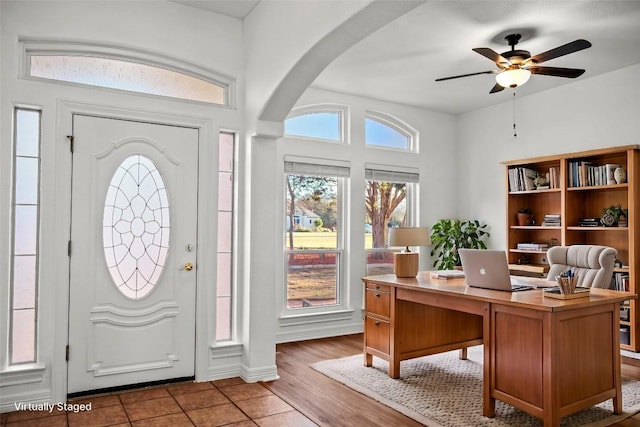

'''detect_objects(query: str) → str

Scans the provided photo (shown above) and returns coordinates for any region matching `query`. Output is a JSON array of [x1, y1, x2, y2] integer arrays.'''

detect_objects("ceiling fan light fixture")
[[496, 68, 531, 88]]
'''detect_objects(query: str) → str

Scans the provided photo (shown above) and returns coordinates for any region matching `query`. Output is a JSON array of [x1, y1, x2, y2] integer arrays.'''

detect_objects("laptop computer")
[[458, 249, 534, 292]]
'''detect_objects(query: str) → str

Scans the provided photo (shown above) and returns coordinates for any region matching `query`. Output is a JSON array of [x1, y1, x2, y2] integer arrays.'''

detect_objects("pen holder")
[[555, 275, 578, 295]]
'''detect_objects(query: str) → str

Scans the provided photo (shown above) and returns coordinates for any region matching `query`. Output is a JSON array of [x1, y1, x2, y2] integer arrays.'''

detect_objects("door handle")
[[180, 262, 194, 271]]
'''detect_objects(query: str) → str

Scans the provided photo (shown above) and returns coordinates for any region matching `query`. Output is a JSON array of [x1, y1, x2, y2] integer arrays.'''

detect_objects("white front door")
[[68, 115, 198, 394]]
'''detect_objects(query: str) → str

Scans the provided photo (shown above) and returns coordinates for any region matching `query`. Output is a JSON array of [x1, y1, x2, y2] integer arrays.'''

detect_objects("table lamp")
[[387, 227, 431, 278]]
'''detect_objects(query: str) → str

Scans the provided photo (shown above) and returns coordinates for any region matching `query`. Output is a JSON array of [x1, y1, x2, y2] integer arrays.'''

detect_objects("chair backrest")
[[546, 245, 617, 288]]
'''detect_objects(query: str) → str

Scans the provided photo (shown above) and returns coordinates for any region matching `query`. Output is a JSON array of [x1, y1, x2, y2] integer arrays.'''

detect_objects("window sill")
[[0, 364, 47, 386], [279, 308, 354, 327], [209, 342, 243, 359]]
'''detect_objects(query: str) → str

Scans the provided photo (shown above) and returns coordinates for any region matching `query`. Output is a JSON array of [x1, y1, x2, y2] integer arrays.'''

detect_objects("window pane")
[[15, 157, 40, 205], [366, 251, 395, 275], [30, 55, 225, 105], [365, 180, 407, 249], [365, 118, 410, 150], [15, 110, 40, 156], [12, 256, 37, 309], [285, 175, 337, 248], [14, 205, 38, 255], [217, 211, 232, 252], [216, 298, 231, 341], [217, 253, 231, 297], [219, 133, 234, 172], [11, 309, 36, 364], [218, 172, 233, 212], [287, 252, 338, 308], [285, 112, 341, 141]]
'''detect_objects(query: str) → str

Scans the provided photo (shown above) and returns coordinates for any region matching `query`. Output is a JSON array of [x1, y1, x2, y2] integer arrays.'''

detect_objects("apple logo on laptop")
[[480, 267, 486, 275]]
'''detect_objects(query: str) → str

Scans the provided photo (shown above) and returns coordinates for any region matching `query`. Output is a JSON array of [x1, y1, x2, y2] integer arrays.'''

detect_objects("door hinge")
[[66, 135, 74, 153], [65, 345, 69, 362], [68, 240, 71, 257]]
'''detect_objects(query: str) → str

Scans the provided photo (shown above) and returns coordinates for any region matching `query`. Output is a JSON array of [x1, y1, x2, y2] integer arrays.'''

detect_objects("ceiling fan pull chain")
[[513, 91, 517, 138]]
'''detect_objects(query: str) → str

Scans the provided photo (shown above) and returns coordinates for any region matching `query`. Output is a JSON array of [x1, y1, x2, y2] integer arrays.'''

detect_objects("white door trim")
[[55, 100, 217, 399]]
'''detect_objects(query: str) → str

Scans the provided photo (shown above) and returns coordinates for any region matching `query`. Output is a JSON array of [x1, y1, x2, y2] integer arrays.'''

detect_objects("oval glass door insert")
[[103, 154, 170, 299]]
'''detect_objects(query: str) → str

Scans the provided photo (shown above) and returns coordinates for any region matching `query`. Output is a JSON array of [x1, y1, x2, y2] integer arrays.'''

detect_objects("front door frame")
[[56, 100, 217, 398]]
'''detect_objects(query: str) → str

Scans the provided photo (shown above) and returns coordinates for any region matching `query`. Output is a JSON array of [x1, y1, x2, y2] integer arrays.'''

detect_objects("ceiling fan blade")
[[472, 48, 510, 66], [489, 83, 505, 94], [529, 39, 592, 64], [435, 70, 499, 82], [528, 66, 586, 78]]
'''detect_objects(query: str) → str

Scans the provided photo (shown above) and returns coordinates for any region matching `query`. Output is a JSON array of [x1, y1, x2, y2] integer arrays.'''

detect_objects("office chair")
[[546, 245, 617, 288]]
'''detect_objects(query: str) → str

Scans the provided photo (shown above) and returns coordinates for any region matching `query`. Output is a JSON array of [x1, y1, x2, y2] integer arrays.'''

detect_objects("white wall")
[[456, 64, 640, 250]]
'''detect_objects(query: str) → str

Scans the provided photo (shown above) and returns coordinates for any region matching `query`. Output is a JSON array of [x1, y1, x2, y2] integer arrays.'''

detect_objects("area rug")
[[311, 346, 640, 427]]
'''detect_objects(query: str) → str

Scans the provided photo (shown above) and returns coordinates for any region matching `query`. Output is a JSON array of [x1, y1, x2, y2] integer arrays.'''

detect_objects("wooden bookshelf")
[[504, 145, 640, 351]]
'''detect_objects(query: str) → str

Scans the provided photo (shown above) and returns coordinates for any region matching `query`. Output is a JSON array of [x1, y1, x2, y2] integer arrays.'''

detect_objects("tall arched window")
[[365, 111, 417, 152]]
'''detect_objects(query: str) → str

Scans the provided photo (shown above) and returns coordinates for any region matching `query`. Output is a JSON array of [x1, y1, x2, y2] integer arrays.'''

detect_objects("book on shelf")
[[508, 167, 537, 192], [516, 242, 549, 251], [541, 214, 561, 227], [612, 271, 630, 292], [508, 166, 560, 192], [578, 218, 601, 227], [569, 161, 623, 187]]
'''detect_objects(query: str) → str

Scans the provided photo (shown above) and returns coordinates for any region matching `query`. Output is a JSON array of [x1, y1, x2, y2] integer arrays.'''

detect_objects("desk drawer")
[[365, 286, 391, 317], [365, 316, 390, 354]]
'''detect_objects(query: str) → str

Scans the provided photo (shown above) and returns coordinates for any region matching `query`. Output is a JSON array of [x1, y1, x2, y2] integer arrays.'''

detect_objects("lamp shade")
[[495, 68, 531, 88], [388, 227, 431, 251]]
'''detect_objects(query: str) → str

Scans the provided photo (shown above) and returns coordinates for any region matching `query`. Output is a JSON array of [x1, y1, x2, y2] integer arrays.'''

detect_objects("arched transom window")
[[22, 40, 233, 106], [365, 111, 417, 152], [284, 105, 348, 143]]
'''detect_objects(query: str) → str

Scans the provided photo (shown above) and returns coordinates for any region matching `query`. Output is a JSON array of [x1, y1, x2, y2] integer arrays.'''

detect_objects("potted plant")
[[601, 204, 625, 227], [430, 219, 490, 270], [516, 208, 534, 226]]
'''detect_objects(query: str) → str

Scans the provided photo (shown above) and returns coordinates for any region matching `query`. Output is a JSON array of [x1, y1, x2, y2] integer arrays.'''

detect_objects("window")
[[365, 111, 416, 151], [284, 105, 347, 142], [103, 155, 170, 300], [365, 167, 419, 275], [23, 41, 231, 105], [284, 160, 349, 309], [216, 132, 235, 341], [10, 108, 41, 364]]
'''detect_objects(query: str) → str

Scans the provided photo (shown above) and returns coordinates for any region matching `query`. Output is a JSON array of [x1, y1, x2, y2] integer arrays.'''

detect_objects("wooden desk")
[[362, 273, 636, 427]]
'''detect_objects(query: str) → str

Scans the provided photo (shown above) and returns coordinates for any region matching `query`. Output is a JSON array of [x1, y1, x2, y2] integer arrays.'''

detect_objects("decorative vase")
[[601, 213, 616, 227], [517, 213, 533, 226], [614, 167, 627, 184]]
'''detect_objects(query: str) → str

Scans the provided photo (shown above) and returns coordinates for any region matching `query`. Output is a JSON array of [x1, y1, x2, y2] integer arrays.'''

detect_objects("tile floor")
[[0, 378, 317, 427]]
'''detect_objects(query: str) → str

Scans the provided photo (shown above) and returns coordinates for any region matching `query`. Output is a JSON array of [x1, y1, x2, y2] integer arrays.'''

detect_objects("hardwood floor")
[[265, 333, 640, 427], [4, 334, 640, 426]]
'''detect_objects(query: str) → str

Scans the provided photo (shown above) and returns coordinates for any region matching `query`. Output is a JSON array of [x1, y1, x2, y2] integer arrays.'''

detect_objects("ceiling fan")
[[436, 34, 592, 93]]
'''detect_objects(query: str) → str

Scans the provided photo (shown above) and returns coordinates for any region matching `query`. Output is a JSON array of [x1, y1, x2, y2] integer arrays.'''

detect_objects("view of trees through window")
[[365, 180, 408, 275], [285, 173, 339, 308]]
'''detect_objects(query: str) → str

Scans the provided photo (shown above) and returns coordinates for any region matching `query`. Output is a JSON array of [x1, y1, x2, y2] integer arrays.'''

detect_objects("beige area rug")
[[311, 346, 640, 427]]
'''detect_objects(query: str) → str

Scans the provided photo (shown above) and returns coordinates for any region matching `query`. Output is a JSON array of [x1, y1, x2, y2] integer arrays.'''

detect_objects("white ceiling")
[[175, 0, 640, 115]]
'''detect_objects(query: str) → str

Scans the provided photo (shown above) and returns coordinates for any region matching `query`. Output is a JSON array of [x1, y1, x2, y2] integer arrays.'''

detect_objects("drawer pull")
[[375, 293, 381, 297], [374, 321, 380, 326]]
